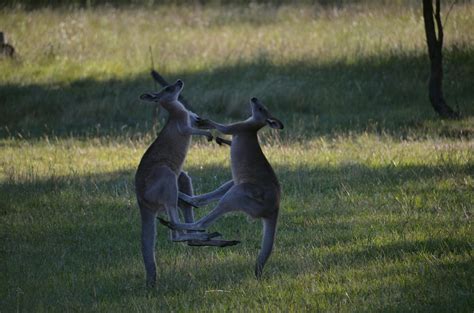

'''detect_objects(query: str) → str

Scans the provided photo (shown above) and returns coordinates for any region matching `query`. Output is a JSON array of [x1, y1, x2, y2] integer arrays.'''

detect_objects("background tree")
[[422, 0, 459, 119]]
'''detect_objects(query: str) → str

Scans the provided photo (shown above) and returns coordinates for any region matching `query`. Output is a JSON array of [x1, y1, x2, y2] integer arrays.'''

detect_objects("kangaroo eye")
[[258, 107, 263, 112]]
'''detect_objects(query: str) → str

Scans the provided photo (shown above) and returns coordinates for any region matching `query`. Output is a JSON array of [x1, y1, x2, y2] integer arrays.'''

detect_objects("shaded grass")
[[1, 137, 472, 311], [1, 50, 474, 140]]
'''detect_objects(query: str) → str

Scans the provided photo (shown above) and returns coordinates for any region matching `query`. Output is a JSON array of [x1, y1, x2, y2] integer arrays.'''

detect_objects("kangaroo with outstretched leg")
[[165, 97, 284, 279], [137, 79, 226, 287]]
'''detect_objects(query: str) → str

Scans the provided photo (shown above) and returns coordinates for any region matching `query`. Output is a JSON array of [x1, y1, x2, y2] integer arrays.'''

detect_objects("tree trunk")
[[422, 0, 458, 119]]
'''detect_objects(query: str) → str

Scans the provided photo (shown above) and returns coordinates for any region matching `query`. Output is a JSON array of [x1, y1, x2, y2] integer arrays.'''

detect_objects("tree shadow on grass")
[[1, 161, 472, 310], [1, 48, 473, 140]]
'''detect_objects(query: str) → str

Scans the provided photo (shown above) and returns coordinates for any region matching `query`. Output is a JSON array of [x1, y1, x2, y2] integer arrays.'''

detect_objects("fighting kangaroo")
[[137, 79, 222, 287], [164, 97, 284, 278]]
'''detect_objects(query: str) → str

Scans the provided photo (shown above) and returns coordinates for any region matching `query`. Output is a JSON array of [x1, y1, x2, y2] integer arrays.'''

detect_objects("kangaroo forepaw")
[[215, 137, 231, 146], [215, 137, 224, 145], [195, 118, 215, 129]]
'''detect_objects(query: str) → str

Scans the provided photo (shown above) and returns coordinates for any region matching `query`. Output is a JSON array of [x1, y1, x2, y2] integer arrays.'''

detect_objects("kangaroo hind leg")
[[163, 183, 264, 231], [178, 171, 194, 223], [143, 167, 189, 241]]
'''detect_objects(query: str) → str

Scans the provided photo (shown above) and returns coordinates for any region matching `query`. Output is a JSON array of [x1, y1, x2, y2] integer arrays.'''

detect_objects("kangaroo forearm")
[[208, 121, 239, 135], [190, 128, 211, 137], [178, 124, 211, 138], [196, 124, 215, 130], [189, 112, 214, 130]]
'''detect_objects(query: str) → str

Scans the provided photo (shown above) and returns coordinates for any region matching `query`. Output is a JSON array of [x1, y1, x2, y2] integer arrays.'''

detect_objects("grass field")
[[1, 2, 473, 312]]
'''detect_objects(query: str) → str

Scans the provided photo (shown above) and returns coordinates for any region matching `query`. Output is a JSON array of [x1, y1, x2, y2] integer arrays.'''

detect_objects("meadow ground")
[[1, 2, 473, 312]]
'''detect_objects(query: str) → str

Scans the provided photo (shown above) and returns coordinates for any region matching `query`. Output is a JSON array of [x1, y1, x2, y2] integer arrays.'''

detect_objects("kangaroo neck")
[[161, 100, 187, 116]]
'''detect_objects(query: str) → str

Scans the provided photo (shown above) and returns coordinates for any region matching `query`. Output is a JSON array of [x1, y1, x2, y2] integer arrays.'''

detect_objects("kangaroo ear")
[[266, 117, 284, 129], [140, 93, 157, 102]]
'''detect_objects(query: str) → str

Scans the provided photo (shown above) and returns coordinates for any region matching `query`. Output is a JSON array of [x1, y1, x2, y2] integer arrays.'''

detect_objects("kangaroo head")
[[250, 97, 284, 130], [140, 79, 184, 104]]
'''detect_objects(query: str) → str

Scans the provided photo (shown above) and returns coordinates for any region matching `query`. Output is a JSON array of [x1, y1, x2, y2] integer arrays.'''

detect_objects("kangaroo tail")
[[255, 213, 278, 279], [140, 207, 157, 287]]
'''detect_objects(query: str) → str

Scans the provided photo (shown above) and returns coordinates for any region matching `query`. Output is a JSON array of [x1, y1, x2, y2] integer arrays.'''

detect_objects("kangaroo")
[[163, 97, 284, 278], [137, 79, 223, 287]]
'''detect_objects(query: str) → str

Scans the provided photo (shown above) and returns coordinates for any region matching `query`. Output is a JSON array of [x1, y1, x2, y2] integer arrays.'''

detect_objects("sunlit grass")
[[1, 4, 473, 83]]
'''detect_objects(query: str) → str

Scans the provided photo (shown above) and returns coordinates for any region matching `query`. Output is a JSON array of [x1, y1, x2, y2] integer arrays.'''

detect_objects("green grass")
[[1, 2, 473, 312], [1, 3, 473, 138]]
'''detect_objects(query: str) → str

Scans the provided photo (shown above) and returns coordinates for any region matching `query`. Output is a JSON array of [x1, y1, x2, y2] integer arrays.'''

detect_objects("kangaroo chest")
[[230, 134, 276, 185], [138, 121, 191, 176]]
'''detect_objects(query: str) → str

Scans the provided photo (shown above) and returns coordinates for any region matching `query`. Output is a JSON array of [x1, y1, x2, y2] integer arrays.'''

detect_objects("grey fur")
[[172, 97, 284, 278], [136, 80, 214, 287]]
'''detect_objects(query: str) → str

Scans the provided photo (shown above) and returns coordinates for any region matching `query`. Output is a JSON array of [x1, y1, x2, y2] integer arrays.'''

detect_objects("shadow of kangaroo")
[[137, 79, 222, 287], [163, 97, 284, 278]]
